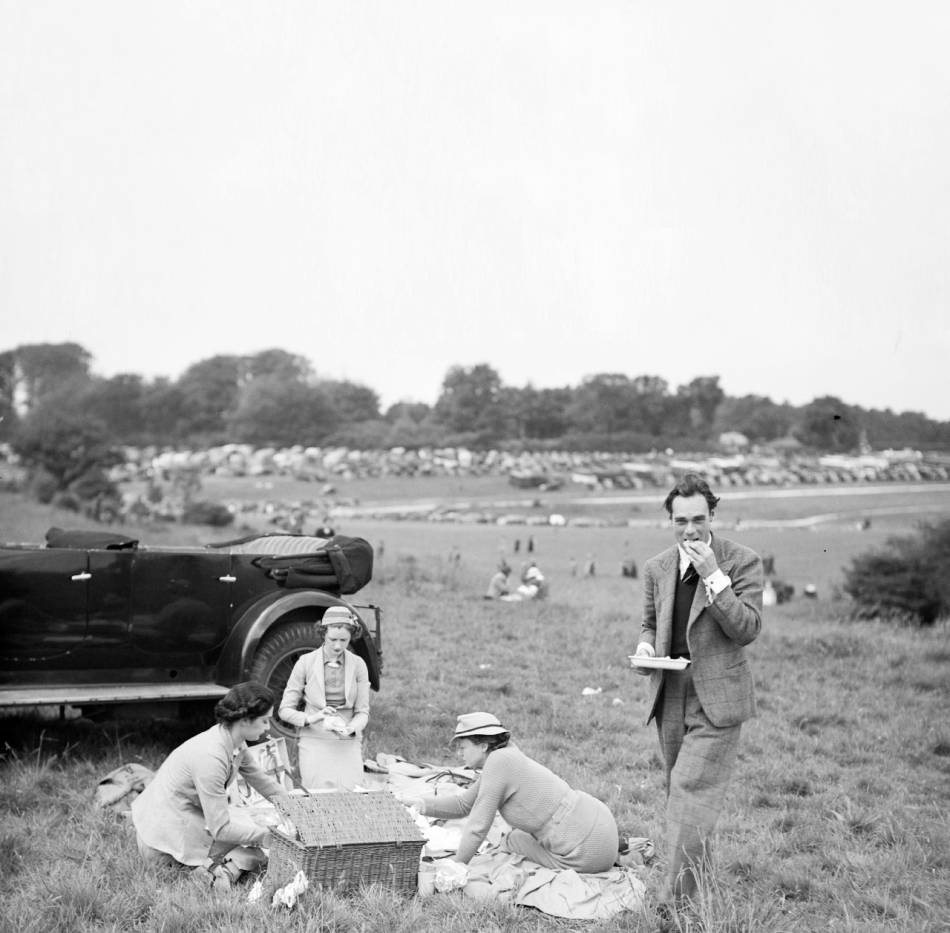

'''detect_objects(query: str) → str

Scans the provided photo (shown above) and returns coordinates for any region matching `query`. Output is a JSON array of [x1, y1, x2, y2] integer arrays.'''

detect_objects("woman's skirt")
[[503, 790, 619, 873], [297, 711, 364, 790]]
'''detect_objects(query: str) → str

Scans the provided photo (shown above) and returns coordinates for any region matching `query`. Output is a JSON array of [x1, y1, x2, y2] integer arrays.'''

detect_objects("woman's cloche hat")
[[321, 606, 361, 631], [453, 711, 510, 740]]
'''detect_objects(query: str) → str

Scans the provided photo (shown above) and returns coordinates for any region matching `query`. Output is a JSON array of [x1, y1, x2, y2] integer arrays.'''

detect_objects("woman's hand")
[[392, 790, 425, 811]]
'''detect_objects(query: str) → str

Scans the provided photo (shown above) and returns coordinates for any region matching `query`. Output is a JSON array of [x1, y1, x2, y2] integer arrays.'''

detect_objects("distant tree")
[[0, 350, 17, 438], [629, 374, 674, 435], [500, 385, 572, 440], [81, 374, 147, 443], [227, 376, 337, 446], [246, 348, 313, 383], [434, 364, 505, 440], [5, 342, 93, 414], [713, 394, 795, 443], [385, 413, 443, 449], [497, 386, 527, 440], [384, 401, 432, 424], [175, 355, 245, 442], [566, 374, 637, 436], [322, 380, 381, 424], [861, 407, 950, 450], [13, 403, 121, 492], [794, 395, 862, 451], [324, 419, 391, 448], [139, 378, 188, 443], [676, 376, 725, 435]]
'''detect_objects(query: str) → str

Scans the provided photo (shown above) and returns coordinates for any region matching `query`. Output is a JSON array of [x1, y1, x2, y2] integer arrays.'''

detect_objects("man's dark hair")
[[662, 472, 721, 517]]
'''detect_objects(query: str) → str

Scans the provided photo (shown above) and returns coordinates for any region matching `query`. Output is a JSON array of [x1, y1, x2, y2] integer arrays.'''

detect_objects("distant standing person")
[[527, 535, 535, 553], [631, 473, 763, 911]]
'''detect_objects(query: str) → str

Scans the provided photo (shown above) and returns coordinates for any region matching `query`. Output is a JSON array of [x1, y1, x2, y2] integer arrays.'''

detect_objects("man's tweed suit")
[[639, 534, 763, 901]]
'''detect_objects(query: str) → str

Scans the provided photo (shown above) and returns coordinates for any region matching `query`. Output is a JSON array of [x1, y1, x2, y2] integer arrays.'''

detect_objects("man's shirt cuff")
[[703, 569, 731, 597]]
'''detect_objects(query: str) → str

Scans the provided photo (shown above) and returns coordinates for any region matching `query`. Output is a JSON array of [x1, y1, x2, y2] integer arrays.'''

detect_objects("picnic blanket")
[[102, 750, 649, 919]]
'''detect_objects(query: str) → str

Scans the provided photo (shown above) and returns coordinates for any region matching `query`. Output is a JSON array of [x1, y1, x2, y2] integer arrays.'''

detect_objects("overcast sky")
[[2, 2, 948, 419]]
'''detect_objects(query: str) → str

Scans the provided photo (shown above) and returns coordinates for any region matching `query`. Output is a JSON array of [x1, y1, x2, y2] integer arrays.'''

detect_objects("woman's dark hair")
[[468, 732, 511, 754], [662, 472, 720, 517], [214, 681, 275, 724]]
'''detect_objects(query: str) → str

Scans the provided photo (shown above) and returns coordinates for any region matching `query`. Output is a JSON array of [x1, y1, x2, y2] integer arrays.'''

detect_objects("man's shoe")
[[190, 864, 233, 893]]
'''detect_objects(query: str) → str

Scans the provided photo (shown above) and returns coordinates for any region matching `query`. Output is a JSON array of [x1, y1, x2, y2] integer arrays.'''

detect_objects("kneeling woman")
[[405, 712, 618, 873], [131, 682, 288, 889], [278, 606, 370, 790]]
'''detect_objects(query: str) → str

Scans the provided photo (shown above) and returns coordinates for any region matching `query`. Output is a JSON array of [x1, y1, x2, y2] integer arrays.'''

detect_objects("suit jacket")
[[639, 535, 763, 728], [277, 647, 370, 732]]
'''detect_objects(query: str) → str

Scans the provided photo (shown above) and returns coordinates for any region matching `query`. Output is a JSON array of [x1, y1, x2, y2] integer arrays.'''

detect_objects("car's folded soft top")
[[45, 527, 139, 550], [209, 533, 374, 595]]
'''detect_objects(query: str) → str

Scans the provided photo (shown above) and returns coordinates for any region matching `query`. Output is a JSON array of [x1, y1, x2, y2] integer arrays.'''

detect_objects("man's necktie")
[[682, 565, 699, 585]]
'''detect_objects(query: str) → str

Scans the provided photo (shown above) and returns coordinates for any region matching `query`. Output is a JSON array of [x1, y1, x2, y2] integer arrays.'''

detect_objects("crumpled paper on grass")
[[434, 859, 469, 892], [272, 870, 309, 908]]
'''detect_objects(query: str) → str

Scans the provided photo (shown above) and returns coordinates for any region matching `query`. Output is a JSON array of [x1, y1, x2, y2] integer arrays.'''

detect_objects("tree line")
[[2, 343, 949, 463]]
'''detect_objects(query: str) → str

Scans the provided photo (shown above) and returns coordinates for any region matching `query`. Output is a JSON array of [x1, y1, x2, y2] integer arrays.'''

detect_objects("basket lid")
[[272, 792, 425, 846]]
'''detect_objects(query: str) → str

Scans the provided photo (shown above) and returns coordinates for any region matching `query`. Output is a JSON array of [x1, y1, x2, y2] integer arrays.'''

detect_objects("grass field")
[[2, 484, 949, 932]]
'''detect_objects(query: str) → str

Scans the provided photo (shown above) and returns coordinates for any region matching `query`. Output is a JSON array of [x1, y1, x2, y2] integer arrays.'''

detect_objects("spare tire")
[[248, 620, 323, 706]]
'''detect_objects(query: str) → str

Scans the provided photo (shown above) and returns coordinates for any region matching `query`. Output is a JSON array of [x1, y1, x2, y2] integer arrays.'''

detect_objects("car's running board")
[[0, 683, 231, 707]]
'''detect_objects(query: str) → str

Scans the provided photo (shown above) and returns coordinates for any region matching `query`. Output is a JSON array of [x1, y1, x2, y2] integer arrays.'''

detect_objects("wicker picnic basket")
[[268, 792, 425, 895]]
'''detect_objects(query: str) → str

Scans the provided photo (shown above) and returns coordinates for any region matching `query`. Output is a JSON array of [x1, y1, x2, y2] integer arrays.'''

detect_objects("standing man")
[[632, 473, 763, 909]]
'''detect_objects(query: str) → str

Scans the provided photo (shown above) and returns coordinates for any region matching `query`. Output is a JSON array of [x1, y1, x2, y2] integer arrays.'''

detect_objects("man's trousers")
[[655, 667, 741, 904]]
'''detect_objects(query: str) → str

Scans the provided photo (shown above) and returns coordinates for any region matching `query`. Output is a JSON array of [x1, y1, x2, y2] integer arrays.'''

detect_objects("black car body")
[[0, 529, 381, 711]]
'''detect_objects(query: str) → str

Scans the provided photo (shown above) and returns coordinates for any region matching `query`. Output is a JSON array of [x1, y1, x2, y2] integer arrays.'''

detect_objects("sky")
[[2, 1, 949, 420]]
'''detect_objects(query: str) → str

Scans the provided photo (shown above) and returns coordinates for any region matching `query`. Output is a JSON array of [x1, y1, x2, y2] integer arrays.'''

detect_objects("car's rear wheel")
[[248, 619, 324, 778]]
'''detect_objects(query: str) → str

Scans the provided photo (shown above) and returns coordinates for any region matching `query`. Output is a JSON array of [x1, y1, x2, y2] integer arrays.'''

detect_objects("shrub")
[[843, 519, 950, 625], [52, 491, 82, 512], [181, 500, 234, 527], [28, 468, 59, 504], [69, 468, 118, 502]]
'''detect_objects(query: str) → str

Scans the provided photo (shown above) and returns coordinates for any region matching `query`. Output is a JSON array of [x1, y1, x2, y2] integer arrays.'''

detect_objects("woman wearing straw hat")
[[277, 606, 370, 790], [402, 712, 619, 872]]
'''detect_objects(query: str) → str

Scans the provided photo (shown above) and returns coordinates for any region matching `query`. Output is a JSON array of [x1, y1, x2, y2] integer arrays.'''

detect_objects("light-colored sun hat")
[[321, 606, 361, 630], [453, 712, 510, 740]]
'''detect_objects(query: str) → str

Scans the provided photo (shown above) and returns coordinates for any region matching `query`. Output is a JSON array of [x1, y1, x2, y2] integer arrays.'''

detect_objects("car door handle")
[[71, 571, 92, 582], [218, 574, 237, 583]]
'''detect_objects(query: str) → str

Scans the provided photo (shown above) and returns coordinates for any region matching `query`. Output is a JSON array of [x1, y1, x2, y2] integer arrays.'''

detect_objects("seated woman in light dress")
[[398, 712, 618, 873], [131, 682, 288, 890], [278, 606, 370, 790]]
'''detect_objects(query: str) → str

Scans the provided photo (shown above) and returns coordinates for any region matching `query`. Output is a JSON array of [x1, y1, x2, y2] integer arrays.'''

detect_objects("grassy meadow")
[[1, 483, 950, 932]]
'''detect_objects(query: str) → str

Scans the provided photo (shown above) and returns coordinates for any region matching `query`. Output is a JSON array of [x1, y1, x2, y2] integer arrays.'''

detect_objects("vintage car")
[[0, 528, 381, 717]]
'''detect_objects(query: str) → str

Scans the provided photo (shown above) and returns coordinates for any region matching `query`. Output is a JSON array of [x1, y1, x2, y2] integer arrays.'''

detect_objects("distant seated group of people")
[[484, 561, 547, 601]]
